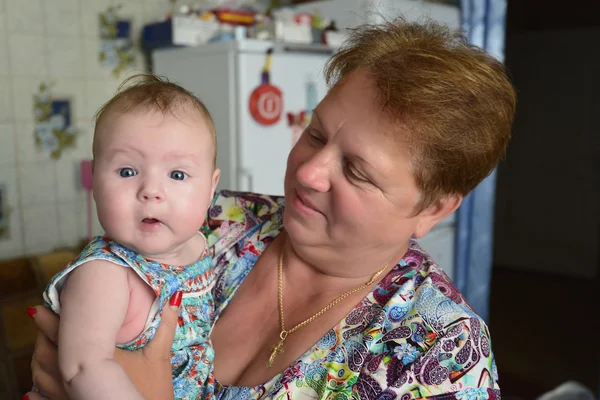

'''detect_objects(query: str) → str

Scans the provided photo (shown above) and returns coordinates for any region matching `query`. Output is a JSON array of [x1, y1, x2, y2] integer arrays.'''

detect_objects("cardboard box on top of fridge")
[[172, 15, 220, 46]]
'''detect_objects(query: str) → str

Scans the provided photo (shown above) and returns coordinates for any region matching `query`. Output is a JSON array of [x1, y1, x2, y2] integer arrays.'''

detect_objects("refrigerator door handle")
[[239, 168, 254, 192]]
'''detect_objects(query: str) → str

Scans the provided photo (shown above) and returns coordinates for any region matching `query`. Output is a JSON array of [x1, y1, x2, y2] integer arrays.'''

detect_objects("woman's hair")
[[325, 17, 516, 211], [93, 73, 217, 166]]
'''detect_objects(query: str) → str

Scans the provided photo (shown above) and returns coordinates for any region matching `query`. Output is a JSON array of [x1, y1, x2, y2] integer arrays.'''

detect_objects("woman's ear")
[[413, 194, 462, 239]]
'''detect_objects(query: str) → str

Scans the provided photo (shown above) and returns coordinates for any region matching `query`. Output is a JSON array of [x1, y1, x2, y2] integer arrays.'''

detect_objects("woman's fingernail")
[[22, 395, 30, 400], [26, 307, 36, 319], [169, 291, 182, 308]]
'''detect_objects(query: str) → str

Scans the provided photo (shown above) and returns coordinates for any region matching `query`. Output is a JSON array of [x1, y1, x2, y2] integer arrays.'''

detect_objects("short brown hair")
[[93, 73, 217, 166], [325, 18, 516, 211]]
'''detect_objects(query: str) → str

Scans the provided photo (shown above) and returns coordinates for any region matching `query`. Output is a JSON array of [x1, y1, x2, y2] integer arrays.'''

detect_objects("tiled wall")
[[0, 0, 174, 260]]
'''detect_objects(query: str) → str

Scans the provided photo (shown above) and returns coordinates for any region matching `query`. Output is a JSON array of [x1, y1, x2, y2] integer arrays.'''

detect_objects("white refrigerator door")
[[235, 48, 330, 196]]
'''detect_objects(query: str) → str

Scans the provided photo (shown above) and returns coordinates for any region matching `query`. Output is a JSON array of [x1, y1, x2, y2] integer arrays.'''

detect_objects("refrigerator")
[[153, 39, 331, 196]]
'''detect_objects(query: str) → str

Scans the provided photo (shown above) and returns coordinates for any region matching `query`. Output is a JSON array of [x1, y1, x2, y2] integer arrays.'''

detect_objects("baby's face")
[[92, 107, 219, 258]]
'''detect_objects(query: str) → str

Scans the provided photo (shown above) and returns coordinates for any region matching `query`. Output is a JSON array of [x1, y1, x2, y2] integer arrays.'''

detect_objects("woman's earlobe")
[[413, 194, 462, 238]]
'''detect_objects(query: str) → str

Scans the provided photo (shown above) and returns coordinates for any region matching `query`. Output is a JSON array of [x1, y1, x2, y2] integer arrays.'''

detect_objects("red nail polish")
[[169, 291, 182, 307], [22, 395, 30, 400], [26, 307, 36, 319]]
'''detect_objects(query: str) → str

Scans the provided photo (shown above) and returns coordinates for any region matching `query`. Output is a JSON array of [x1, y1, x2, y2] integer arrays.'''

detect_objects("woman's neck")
[[281, 232, 409, 297]]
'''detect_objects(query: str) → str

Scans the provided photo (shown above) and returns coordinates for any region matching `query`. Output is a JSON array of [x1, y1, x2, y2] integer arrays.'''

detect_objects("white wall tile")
[[57, 199, 87, 247], [0, 75, 12, 121], [0, 165, 18, 206], [0, 0, 169, 258], [74, 118, 94, 158], [0, 25, 9, 76], [16, 122, 47, 163], [55, 158, 85, 202], [46, 36, 84, 78], [91, 198, 104, 236], [0, 205, 25, 260], [120, 64, 146, 80], [77, 118, 95, 141], [16, 121, 92, 165], [5, 0, 44, 34], [82, 42, 145, 83], [0, 166, 24, 258], [85, 80, 119, 120], [53, 78, 86, 121], [0, 0, 6, 31], [143, 0, 171, 24], [11, 77, 46, 121], [22, 203, 60, 254], [18, 161, 57, 206], [45, 0, 81, 36], [76, 121, 94, 162], [83, 38, 110, 80], [0, 122, 16, 165], [119, 1, 144, 44], [56, 125, 93, 162], [80, 0, 114, 38], [9, 34, 47, 77]]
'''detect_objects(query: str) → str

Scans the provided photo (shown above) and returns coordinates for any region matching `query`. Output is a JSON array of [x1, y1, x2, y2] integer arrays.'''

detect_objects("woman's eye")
[[307, 130, 325, 145], [118, 167, 137, 178], [345, 162, 369, 183], [169, 170, 188, 181]]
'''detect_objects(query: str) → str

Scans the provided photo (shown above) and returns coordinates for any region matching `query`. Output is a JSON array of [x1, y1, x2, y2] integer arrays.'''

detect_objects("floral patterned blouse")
[[202, 191, 500, 400]]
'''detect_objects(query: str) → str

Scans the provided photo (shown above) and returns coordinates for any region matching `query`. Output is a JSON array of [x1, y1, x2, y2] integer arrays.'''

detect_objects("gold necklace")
[[267, 245, 388, 368]]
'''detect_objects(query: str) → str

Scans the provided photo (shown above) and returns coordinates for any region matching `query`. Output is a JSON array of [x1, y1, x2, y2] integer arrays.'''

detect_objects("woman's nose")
[[295, 150, 333, 193]]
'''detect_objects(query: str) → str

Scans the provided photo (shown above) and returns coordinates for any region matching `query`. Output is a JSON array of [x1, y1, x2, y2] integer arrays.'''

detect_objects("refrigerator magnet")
[[287, 110, 306, 146], [249, 48, 283, 126]]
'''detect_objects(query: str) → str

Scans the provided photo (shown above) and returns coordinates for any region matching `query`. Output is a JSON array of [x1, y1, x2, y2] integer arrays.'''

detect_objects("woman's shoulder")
[[357, 240, 499, 396]]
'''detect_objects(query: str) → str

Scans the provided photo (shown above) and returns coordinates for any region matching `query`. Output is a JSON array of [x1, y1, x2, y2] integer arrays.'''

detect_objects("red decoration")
[[213, 8, 256, 26], [294, 13, 313, 26], [249, 84, 283, 126]]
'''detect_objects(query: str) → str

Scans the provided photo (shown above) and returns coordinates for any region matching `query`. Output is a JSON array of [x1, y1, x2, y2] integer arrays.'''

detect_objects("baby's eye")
[[118, 167, 137, 178], [169, 170, 188, 181]]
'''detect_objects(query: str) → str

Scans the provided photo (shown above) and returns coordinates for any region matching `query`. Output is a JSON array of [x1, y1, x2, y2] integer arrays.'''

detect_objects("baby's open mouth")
[[142, 218, 160, 224]]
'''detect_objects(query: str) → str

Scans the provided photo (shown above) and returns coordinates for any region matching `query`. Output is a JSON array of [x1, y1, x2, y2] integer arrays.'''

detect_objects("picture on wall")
[[99, 4, 136, 77], [33, 82, 78, 160]]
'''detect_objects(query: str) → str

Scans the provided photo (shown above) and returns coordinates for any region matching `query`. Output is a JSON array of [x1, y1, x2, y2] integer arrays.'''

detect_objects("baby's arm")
[[58, 260, 145, 399]]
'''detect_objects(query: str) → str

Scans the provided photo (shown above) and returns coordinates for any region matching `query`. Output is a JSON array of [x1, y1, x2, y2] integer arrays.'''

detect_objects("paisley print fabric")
[[44, 236, 216, 400], [204, 191, 500, 400]]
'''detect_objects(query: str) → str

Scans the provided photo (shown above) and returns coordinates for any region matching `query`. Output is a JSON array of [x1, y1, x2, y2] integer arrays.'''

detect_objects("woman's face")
[[283, 68, 458, 261]]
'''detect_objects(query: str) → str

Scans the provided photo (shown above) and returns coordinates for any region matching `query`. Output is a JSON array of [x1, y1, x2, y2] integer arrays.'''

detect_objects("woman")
[[27, 18, 515, 400]]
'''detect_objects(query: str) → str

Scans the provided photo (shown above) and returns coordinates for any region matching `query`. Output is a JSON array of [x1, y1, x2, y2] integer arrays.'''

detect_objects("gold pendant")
[[266, 330, 289, 368], [267, 339, 284, 368]]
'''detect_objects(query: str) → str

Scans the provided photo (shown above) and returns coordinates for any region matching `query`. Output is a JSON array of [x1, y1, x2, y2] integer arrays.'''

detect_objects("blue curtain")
[[454, 0, 507, 322]]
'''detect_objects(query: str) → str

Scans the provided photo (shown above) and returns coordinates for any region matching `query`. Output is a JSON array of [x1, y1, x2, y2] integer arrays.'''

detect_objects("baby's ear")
[[211, 168, 221, 196]]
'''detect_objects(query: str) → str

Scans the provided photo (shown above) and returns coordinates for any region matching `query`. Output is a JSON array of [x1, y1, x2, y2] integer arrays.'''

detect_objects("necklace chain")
[[267, 243, 387, 368]]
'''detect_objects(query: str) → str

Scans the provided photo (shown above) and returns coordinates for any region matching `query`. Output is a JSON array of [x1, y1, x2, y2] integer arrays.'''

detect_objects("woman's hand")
[[25, 292, 182, 400], [27, 305, 66, 400]]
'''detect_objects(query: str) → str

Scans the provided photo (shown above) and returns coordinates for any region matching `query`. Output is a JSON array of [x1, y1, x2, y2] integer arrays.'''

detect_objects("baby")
[[42, 74, 220, 399]]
